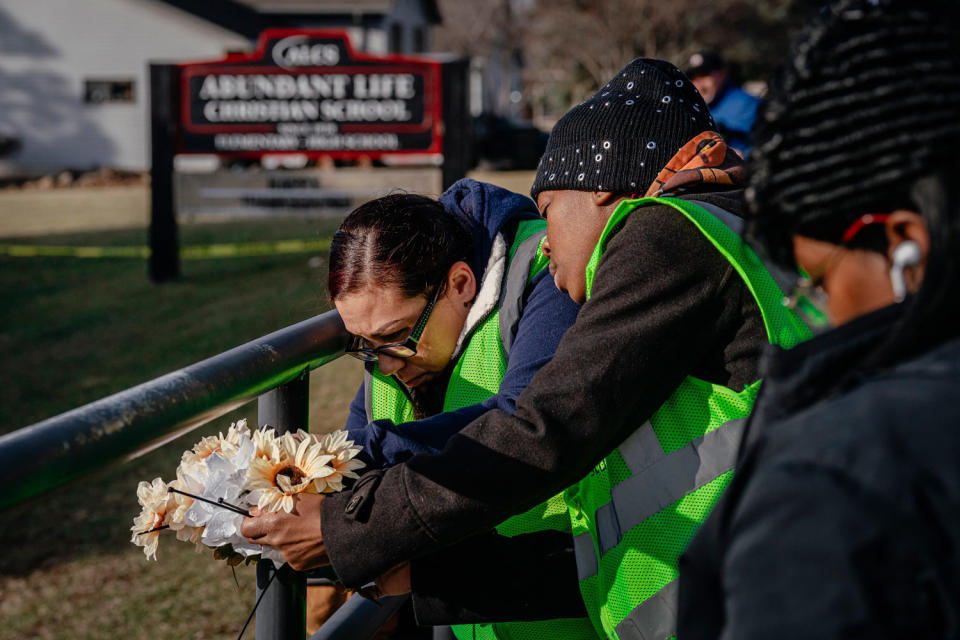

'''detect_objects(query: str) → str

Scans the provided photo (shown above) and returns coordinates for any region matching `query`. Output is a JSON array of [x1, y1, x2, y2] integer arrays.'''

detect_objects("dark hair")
[[746, 0, 960, 363], [328, 193, 473, 301], [746, 0, 960, 267]]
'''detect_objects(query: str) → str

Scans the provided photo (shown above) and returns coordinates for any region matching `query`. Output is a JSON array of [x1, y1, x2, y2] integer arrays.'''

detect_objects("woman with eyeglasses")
[[331, 181, 579, 469], [678, 1, 960, 637], [317, 179, 589, 639]]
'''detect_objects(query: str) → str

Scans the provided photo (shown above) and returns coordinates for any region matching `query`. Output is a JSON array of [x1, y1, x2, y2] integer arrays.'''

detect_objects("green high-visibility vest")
[[568, 197, 812, 640], [366, 218, 598, 640]]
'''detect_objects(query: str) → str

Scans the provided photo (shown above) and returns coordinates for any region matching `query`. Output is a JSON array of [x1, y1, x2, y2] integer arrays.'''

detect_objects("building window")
[[390, 23, 403, 53], [412, 27, 426, 53], [84, 79, 135, 104]]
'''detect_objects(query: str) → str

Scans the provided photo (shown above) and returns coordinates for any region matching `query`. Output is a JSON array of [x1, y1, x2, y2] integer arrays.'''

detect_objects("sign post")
[[149, 64, 180, 283], [441, 57, 471, 190]]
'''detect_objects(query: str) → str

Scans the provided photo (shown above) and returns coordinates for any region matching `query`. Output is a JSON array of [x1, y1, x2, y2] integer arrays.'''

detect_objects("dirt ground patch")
[[0, 185, 149, 238]]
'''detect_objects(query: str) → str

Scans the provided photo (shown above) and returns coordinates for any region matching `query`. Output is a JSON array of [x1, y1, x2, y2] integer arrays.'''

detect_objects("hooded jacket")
[[680, 304, 960, 639], [343, 178, 581, 470]]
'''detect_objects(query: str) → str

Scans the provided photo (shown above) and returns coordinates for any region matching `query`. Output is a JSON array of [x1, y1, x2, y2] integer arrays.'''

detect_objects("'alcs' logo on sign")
[[272, 35, 340, 68]]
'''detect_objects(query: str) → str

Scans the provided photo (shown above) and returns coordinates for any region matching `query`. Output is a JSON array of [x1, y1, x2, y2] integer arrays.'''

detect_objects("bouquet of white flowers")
[[130, 419, 365, 565]]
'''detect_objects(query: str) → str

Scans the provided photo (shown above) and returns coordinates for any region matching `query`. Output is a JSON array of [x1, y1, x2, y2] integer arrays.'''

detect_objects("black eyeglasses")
[[346, 284, 443, 362]]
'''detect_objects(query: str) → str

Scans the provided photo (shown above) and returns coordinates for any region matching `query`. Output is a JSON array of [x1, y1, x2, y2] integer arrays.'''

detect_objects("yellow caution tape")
[[0, 244, 149, 258], [0, 237, 332, 259]]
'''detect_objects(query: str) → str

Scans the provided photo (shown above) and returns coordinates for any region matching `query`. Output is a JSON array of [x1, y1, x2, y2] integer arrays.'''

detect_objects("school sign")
[[177, 29, 443, 158], [149, 30, 468, 282]]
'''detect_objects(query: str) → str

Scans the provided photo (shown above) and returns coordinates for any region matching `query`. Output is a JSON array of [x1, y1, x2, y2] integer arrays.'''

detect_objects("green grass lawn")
[[0, 218, 363, 639]]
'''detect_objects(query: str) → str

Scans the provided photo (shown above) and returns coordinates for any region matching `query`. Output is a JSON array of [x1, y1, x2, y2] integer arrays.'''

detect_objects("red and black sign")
[[177, 29, 443, 158]]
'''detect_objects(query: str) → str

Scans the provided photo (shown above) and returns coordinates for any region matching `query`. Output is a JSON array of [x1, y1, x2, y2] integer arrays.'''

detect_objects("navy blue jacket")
[[343, 179, 580, 469]]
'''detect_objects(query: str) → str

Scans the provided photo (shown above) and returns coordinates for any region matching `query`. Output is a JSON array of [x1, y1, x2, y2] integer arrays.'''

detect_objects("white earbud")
[[889, 240, 921, 303]]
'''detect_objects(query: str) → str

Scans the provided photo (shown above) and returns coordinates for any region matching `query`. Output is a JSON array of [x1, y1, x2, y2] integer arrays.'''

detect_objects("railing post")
[[256, 368, 310, 639]]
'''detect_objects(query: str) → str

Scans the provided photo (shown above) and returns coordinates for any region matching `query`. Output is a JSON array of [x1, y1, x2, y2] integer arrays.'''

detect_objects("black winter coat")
[[680, 304, 960, 639], [317, 187, 770, 624]]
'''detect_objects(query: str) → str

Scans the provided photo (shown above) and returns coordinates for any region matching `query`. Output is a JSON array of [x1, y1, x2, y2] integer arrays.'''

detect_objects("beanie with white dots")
[[531, 58, 716, 200]]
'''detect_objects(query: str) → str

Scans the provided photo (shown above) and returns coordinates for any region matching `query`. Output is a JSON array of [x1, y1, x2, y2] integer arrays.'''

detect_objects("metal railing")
[[0, 309, 405, 639]]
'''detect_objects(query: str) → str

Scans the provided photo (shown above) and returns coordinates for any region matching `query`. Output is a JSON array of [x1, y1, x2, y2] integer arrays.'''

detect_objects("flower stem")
[[219, 497, 252, 516], [136, 525, 169, 536], [168, 487, 251, 517]]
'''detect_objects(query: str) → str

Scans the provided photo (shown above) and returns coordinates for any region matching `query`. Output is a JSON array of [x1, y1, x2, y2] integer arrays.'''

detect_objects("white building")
[[0, 0, 440, 172]]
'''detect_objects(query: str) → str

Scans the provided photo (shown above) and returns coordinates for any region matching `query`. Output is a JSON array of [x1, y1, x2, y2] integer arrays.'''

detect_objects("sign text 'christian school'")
[[177, 30, 442, 158]]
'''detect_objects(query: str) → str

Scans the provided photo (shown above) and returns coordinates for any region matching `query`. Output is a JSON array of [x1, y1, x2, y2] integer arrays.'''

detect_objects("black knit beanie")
[[531, 58, 716, 201], [747, 0, 960, 266]]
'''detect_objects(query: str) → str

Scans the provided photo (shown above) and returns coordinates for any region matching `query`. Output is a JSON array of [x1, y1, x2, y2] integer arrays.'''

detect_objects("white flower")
[[180, 419, 252, 472], [316, 430, 365, 493], [168, 470, 204, 549], [295, 428, 322, 446], [252, 426, 281, 461], [246, 432, 334, 513], [130, 477, 175, 560], [182, 449, 256, 555], [133, 420, 361, 565], [172, 444, 261, 557]]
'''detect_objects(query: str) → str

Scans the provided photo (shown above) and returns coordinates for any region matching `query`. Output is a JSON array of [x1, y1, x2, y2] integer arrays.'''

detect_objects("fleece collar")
[[450, 232, 507, 362]]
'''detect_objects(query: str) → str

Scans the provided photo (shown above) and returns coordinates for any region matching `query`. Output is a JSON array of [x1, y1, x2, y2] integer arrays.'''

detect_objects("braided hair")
[[747, 0, 960, 365], [746, 0, 960, 266]]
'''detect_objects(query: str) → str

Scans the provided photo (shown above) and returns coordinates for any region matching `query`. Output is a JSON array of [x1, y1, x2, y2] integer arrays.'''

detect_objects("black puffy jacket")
[[680, 304, 960, 639]]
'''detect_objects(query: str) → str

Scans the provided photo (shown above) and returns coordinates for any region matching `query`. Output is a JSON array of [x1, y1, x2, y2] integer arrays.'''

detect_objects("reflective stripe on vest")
[[614, 579, 678, 640], [571, 197, 811, 640], [499, 229, 546, 359], [595, 417, 745, 560], [575, 417, 746, 577], [574, 531, 598, 582]]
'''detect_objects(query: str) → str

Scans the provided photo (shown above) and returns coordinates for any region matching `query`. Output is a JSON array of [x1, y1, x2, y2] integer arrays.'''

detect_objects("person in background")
[[243, 59, 810, 640], [686, 51, 761, 157], [679, 1, 960, 637]]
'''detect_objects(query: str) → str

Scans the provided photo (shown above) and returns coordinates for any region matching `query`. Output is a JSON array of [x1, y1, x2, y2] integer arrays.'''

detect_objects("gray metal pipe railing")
[[0, 308, 419, 640], [0, 309, 348, 510]]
